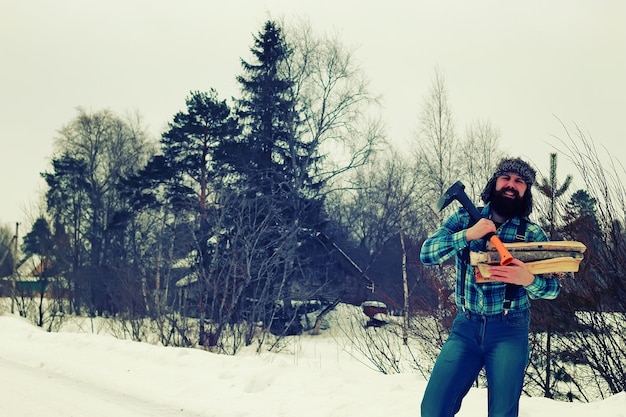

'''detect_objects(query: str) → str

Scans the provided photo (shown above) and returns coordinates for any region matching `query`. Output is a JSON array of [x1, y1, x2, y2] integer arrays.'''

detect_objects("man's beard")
[[490, 188, 525, 218]]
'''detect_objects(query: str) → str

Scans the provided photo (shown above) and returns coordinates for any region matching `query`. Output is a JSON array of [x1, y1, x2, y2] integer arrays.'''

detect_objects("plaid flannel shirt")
[[420, 205, 560, 315]]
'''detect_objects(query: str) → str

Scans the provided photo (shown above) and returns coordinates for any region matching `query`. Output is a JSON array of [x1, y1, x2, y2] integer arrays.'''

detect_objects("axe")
[[437, 181, 514, 266]]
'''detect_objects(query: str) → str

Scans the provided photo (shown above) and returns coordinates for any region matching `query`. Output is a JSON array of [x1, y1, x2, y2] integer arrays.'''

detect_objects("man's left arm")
[[524, 273, 561, 300], [523, 222, 561, 300], [488, 221, 561, 300], [489, 259, 561, 300]]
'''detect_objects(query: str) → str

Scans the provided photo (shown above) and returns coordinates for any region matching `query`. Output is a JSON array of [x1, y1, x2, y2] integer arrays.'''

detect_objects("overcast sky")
[[1, 0, 625, 229]]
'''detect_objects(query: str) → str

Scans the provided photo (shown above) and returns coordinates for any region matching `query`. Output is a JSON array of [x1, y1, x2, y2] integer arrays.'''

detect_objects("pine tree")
[[235, 21, 295, 186], [21, 217, 55, 327], [161, 89, 240, 216], [529, 152, 574, 399], [223, 20, 324, 228], [147, 89, 240, 346], [537, 153, 573, 239], [208, 20, 329, 342]]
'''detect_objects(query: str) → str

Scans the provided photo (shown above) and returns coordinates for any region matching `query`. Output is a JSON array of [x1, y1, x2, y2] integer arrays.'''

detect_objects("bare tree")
[[325, 149, 445, 317], [414, 67, 459, 208], [458, 119, 504, 202], [545, 121, 626, 399], [45, 108, 154, 315], [331, 151, 420, 271], [281, 17, 384, 189]]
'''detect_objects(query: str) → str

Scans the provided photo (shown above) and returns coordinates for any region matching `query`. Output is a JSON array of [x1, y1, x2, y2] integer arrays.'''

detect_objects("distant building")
[[0, 254, 60, 297]]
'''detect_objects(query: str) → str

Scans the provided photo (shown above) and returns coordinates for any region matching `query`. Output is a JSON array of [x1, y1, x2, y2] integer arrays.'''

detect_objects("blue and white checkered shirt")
[[420, 205, 560, 315]]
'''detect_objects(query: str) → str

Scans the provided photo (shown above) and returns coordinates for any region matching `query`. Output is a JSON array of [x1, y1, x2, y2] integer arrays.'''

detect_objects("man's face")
[[495, 173, 527, 199], [490, 173, 528, 218]]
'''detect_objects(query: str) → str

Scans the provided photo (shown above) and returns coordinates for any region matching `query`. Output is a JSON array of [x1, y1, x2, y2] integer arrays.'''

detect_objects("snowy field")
[[1, 307, 624, 417]]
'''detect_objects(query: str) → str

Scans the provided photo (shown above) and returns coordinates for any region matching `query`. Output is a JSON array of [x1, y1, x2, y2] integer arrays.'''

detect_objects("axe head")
[[436, 181, 466, 212]]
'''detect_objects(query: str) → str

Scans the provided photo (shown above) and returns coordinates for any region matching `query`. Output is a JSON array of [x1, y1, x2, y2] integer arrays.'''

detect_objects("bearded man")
[[419, 157, 560, 417]]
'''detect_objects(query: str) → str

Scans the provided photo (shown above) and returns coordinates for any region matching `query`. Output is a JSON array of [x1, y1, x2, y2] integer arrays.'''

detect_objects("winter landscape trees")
[[0, 18, 624, 403]]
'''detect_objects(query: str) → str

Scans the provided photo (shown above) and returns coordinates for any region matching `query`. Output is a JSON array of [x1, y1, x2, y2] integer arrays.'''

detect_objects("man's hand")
[[466, 218, 496, 241], [488, 259, 536, 286]]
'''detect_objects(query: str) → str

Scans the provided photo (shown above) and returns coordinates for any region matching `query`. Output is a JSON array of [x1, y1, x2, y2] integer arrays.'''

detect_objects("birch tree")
[[414, 67, 458, 210]]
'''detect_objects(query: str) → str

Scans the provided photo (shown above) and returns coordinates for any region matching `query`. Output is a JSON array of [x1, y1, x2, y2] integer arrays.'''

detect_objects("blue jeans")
[[420, 309, 530, 417]]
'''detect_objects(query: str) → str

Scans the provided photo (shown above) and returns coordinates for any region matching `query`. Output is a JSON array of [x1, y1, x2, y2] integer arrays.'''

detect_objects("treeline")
[[0, 20, 505, 344], [0, 19, 624, 401]]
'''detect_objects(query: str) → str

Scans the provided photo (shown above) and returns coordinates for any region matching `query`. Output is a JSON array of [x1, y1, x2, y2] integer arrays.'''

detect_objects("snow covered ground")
[[1, 311, 624, 417]]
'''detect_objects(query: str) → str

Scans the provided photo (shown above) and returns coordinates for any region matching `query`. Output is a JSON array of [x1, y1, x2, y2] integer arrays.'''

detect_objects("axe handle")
[[439, 181, 514, 266], [486, 233, 514, 265]]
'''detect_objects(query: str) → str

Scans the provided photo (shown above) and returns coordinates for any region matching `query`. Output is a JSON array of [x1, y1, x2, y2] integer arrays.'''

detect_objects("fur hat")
[[492, 157, 536, 186], [480, 157, 536, 216]]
